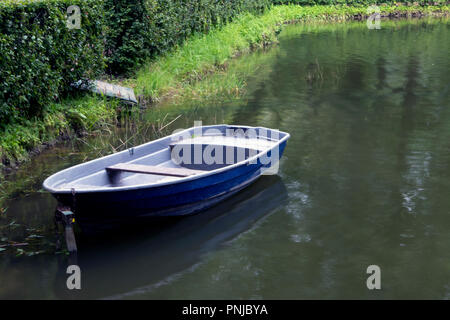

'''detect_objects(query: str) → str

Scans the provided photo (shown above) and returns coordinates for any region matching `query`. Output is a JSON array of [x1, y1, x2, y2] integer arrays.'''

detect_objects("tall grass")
[[0, 96, 118, 165], [131, 12, 279, 100]]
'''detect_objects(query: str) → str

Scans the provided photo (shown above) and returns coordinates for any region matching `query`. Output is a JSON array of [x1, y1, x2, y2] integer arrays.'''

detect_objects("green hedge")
[[271, 0, 447, 5], [0, 0, 270, 128], [0, 0, 104, 128], [104, 0, 270, 74]]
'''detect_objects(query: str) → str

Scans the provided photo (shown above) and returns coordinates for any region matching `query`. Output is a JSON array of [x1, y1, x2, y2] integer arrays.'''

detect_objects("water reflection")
[[1, 176, 287, 299], [64, 176, 287, 299]]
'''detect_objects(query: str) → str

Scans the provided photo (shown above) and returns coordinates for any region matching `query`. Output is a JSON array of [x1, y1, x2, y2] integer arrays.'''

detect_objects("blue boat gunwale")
[[43, 125, 290, 194]]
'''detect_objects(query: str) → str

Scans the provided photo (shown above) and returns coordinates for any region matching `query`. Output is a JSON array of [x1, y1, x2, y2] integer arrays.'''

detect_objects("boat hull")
[[54, 141, 287, 231]]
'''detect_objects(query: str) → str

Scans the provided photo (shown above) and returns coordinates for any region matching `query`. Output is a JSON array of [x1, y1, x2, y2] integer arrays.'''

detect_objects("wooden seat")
[[106, 163, 205, 177]]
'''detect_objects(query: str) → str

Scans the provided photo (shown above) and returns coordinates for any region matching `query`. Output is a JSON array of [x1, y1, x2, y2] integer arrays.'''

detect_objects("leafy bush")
[[0, 0, 270, 128], [104, 0, 270, 74], [271, 0, 448, 5], [0, 0, 105, 128], [103, 0, 151, 75]]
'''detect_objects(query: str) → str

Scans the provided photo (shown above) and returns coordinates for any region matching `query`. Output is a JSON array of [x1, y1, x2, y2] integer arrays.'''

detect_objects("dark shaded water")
[[1, 18, 449, 299]]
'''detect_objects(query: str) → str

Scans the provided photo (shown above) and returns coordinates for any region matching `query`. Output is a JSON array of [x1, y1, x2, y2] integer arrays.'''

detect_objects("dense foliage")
[[272, 0, 447, 5], [104, 0, 270, 74], [0, 0, 270, 126], [0, 0, 104, 127]]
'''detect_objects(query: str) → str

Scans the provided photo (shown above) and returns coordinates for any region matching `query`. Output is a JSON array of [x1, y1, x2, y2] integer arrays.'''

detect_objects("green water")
[[1, 18, 449, 299]]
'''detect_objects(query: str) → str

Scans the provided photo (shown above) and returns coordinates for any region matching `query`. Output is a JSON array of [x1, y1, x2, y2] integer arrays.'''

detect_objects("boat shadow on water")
[[55, 175, 288, 299]]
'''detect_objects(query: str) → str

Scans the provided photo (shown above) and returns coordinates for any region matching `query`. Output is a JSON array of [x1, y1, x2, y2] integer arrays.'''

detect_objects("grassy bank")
[[1, 4, 449, 170], [0, 96, 118, 167], [129, 3, 449, 102]]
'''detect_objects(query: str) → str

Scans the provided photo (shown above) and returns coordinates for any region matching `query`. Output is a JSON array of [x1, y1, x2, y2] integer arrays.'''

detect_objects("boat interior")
[[46, 127, 283, 191]]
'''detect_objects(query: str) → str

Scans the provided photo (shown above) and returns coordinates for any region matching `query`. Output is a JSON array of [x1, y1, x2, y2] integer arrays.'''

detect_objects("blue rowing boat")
[[43, 125, 290, 231]]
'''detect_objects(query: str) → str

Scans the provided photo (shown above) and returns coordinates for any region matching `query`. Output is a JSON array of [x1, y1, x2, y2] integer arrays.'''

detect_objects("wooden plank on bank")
[[72, 80, 138, 104]]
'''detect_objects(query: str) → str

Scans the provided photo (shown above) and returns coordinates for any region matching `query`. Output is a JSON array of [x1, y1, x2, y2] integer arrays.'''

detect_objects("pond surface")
[[1, 18, 449, 299]]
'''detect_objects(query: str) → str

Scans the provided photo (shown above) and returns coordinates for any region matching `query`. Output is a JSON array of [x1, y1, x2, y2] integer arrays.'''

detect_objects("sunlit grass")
[[130, 11, 278, 100]]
